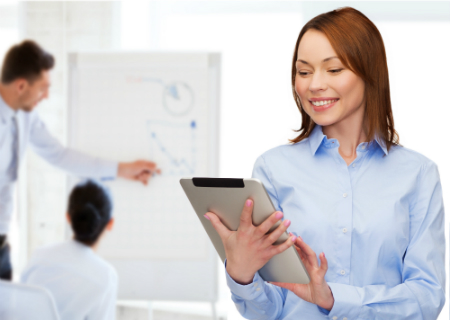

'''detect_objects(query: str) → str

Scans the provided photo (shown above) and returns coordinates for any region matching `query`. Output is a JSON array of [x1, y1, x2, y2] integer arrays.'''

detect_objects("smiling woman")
[[290, 7, 398, 153], [206, 6, 446, 320]]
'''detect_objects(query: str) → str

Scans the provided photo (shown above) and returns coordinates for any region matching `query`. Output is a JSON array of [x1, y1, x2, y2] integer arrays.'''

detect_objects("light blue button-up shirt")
[[0, 95, 118, 234], [226, 125, 445, 319]]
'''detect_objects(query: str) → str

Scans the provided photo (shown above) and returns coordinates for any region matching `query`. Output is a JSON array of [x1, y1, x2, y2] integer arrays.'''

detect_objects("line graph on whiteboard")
[[146, 120, 197, 176]]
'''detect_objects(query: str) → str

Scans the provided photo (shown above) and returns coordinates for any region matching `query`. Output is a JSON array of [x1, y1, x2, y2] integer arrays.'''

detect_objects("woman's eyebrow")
[[297, 56, 339, 65]]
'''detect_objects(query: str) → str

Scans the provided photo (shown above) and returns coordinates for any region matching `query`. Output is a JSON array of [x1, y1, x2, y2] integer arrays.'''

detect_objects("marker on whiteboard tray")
[[147, 168, 161, 177]]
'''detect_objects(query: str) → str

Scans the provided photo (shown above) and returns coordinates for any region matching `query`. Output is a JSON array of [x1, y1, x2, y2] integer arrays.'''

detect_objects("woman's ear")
[[66, 213, 71, 225], [106, 217, 114, 231]]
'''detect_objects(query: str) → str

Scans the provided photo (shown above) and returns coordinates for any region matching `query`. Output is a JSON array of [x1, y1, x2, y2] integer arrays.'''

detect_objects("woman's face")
[[295, 30, 366, 127]]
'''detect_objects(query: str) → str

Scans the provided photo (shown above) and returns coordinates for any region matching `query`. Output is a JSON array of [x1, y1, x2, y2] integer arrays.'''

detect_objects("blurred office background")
[[0, 1, 449, 319]]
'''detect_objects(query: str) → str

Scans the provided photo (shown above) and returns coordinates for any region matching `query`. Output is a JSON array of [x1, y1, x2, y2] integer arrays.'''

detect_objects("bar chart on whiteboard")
[[70, 66, 213, 261]]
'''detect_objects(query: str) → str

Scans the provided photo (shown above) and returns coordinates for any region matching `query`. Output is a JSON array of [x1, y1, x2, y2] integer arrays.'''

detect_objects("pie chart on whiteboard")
[[163, 81, 194, 116]]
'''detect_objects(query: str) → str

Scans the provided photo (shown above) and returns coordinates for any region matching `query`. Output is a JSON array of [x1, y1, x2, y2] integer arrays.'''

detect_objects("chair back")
[[0, 280, 59, 320]]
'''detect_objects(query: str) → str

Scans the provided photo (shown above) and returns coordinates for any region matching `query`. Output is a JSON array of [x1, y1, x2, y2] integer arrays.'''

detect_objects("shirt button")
[[256, 287, 261, 291], [343, 318, 348, 320], [362, 145, 366, 150], [332, 317, 337, 320], [253, 283, 258, 287], [342, 228, 347, 233], [343, 193, 348, 198], [340, 269, 346, 275], [352, 163, 356, 168]]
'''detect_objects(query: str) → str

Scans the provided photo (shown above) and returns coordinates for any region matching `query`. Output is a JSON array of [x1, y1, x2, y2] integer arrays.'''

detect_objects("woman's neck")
[[72, 236, 99, 252], [322, 117, 367, 166]]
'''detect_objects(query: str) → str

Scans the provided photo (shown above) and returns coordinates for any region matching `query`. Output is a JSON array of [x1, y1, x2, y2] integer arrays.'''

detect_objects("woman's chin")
[[310, 115, 340, 127]]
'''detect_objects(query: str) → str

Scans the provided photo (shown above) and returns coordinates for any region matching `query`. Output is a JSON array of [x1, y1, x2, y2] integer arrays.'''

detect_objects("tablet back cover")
[[180, 177, 310, 284]]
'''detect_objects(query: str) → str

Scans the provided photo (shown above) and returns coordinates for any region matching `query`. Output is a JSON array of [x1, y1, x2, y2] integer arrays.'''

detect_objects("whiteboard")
[[68, 52, 220, 301]]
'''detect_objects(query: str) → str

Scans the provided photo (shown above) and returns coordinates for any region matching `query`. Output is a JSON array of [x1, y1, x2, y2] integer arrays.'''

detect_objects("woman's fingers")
[[270, 234, 297, 255], [255, 210, 284, 236], [295, 237, 319, 268], [294, 244, 308, 264], [319, 252, 328, 273], [238, 199, 254, 232], [205, 212, 232, 241], [263, 218, 291, 247], [295, 240, 328, 279]]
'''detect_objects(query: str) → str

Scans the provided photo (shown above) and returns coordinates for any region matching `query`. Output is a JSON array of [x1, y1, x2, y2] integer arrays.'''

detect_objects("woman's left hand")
[[269, 236, 334, 311]]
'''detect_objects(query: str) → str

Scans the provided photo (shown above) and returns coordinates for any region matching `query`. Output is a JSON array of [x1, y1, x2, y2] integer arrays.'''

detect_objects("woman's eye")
[[329, 69, 343, 73], [298, 72, 309, 76]]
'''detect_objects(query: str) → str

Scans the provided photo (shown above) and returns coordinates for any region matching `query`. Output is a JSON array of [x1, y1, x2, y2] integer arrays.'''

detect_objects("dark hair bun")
[[71, 203, 102, 240], [67, 180, 112, 246]]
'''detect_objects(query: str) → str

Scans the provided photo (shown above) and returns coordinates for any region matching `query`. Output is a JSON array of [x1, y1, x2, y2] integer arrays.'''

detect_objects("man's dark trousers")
[[0, 235, 12, 280]]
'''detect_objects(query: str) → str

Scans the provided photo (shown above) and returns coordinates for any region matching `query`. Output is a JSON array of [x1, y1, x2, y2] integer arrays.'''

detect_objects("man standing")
[[0, 40, 160, 280]]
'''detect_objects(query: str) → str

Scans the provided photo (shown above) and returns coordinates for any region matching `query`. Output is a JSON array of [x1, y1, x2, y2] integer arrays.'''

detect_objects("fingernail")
[[291, 236, 297, 242], [246, 200, 252, 207], [275, 212, 283, 219], [204, 214, 210, 220], [283, 219, 291, 227]]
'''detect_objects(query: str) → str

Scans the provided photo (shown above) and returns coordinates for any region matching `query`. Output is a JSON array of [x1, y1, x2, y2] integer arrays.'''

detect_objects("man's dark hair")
[[1, 40, 54, 84]]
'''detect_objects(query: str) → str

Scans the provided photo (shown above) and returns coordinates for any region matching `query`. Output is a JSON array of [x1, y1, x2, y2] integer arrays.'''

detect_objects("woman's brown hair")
[[290, 7, 399, 151]]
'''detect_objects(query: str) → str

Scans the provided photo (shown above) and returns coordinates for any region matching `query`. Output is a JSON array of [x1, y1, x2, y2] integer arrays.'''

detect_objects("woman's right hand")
[[204, 199, 297, 285]]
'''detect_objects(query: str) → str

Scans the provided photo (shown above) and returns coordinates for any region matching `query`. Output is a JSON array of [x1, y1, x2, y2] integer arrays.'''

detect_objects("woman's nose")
[[309, 73, 327, 92]]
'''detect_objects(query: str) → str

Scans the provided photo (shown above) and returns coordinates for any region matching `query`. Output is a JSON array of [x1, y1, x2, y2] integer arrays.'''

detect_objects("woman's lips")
[[310, 99, 338, 112]]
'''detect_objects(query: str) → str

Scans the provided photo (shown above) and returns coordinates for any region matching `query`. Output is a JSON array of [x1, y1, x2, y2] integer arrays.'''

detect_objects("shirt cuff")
[[327, 282, 362, 319], [99, 160, 119, 180], [317, 306, 330, 315], [224, 259, 266, 300]]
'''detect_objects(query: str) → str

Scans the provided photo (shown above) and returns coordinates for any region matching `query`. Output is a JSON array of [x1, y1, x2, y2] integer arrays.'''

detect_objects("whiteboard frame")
[[67, 51, 220, 302]]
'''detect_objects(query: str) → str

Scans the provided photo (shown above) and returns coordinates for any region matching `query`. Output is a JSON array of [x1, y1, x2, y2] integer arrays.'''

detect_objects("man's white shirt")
[[0, 95, 117, 234]]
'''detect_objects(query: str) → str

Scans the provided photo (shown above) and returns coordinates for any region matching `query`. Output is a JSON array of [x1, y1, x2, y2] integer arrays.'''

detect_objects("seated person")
[[22, 180, 117, 320]]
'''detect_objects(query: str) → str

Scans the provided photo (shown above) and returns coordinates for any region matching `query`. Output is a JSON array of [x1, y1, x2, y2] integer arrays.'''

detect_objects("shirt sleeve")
[[225, 259, 288, 320], [225, 155, 288, 320], [28, 113, 118, 180], [326, 161, 445, 320]]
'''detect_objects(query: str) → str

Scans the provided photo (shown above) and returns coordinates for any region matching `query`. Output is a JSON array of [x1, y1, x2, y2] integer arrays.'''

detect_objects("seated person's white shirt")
[[21, 239, 117, 320]]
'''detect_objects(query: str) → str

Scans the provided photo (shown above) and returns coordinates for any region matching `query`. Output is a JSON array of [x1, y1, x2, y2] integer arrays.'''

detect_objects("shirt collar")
[[374, 135, 389, 156], [308, 125, 327, 156], [308, 124, 388, 156], [0, 93, 16, 124]]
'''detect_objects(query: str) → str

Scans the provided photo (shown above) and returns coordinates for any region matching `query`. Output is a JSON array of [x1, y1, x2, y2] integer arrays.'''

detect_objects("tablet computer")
[[180, 177, 310, 284]]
